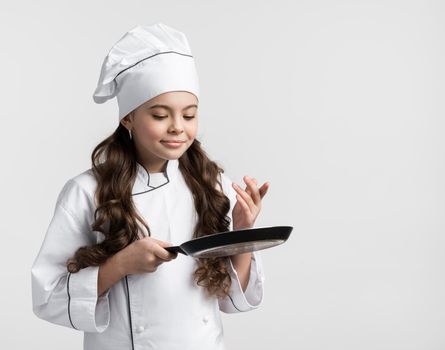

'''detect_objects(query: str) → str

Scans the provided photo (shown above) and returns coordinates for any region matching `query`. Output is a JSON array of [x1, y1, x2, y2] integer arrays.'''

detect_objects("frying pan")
[[165, 225, 293, 258]]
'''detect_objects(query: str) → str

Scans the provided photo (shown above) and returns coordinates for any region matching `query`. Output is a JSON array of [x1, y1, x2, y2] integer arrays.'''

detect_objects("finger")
[[232, 181, 256, 210], [245, 178, 258, 197], [237, 175, 261, 209], [150, 238, 178, 259], [150, 241, 176, 261], [150, 237, 172, 247], [153, 258, 165, 267], [235, 194, 253, 216], [246, 177, 269, 199], [243, 176, 261, 204], [259, 182, 270, 199], [253, 178, 269, 199]]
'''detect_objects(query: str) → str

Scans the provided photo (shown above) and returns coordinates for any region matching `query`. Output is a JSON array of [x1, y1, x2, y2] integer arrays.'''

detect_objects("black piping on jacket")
[[125, 276, 135, 350], [132, 161, 171, 196], [67, 272, 78, 330]]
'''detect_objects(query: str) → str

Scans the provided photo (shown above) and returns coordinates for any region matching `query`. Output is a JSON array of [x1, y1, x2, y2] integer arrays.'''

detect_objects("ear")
[[120, 112, 133, 129]]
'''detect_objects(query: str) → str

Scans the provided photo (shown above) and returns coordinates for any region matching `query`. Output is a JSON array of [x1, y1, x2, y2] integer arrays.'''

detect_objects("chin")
[[161, 150, 186, 160]]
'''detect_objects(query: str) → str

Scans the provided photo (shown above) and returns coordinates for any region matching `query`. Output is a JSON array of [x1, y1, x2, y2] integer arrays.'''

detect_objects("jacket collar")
[[132, 158, 180, 196]]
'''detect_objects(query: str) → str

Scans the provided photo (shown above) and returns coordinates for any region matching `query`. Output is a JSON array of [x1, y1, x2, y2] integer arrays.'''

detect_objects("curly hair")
[[65, 123, 233, 297]]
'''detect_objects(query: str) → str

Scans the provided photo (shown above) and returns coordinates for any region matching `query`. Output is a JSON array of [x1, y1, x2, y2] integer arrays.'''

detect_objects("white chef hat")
[[92, 23, 200, 122]]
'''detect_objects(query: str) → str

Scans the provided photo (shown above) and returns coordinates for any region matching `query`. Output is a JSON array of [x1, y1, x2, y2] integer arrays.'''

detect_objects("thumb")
[[149, 238, 178, 260], [150, 237, 173, 248]]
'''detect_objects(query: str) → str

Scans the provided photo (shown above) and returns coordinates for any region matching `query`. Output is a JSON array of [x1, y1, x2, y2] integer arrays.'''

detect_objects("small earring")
[[129, 129, 133, 140]]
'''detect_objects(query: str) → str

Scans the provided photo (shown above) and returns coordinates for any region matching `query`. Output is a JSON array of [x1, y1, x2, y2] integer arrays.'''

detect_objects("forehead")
[[143, 91, 198, 109]]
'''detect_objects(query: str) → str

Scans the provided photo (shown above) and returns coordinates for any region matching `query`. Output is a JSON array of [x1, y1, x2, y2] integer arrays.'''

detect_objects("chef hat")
[[92, 23, 200, 122]]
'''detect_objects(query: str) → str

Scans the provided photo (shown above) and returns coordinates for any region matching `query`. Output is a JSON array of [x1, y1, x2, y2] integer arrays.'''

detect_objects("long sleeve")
[[217, 172, 266, 313], [31, 178, 111, 332]]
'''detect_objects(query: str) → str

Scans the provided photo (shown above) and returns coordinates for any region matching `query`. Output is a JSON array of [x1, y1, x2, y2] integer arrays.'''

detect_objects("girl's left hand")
[[231, 176, 270, 230]]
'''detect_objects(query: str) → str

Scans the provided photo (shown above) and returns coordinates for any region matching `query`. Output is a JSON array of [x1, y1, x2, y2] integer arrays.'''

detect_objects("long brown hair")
[[66, 123, 233, 297]]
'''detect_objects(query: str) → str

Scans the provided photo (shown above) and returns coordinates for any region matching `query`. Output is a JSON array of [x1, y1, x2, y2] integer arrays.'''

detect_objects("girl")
[[31, 23, 269, 350]]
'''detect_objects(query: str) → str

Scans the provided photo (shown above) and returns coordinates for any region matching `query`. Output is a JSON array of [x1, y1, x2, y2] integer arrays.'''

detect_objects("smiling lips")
[[161, 140, 186, 148]]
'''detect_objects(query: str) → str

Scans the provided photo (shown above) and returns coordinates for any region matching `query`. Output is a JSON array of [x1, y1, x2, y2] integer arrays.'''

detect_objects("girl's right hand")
[[117, 236, 178, 275]]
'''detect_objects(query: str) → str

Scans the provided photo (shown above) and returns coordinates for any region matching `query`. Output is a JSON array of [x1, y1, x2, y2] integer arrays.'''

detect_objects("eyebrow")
[[148, 104, 198, 111]]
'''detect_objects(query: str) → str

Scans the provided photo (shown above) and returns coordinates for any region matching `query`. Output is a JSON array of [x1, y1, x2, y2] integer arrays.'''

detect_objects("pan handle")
[[165, 245, 186, 255]]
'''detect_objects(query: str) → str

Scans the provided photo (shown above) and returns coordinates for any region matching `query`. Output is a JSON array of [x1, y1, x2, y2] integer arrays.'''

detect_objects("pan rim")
[[180, 225, 293, 256]]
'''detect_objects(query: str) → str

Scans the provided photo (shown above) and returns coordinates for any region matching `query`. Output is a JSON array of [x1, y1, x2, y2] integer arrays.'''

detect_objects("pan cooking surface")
[[165, 226, 293, 258]]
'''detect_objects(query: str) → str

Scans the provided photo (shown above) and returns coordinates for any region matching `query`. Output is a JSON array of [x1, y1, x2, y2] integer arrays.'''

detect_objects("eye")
[[152, 115, 195, 120]]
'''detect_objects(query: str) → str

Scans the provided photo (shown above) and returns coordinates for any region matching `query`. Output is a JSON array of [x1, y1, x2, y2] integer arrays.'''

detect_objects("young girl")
[[31, 23, 269, 350]]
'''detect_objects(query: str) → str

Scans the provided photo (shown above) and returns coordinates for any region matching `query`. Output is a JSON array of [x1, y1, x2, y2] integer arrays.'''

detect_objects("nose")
[[168, 115, 184, 134]]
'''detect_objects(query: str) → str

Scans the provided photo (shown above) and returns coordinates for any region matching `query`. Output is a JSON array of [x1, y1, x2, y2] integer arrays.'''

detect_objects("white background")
[[1, 0, 444, 349]]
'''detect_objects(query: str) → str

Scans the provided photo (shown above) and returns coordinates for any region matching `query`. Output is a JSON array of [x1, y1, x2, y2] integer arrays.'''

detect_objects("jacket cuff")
[[67, 265, 110, 332], [225, 251, 265, 312]]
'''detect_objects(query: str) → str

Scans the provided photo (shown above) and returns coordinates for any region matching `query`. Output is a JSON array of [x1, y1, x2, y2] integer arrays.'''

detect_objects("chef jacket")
[[31, 158, 265, 350]]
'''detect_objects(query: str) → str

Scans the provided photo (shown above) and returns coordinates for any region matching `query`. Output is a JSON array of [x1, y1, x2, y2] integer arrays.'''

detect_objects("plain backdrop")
[[1, 0, 444, 349]]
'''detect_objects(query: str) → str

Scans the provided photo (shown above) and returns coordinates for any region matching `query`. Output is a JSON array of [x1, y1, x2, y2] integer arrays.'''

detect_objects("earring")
[[129, 129, 133, 140]]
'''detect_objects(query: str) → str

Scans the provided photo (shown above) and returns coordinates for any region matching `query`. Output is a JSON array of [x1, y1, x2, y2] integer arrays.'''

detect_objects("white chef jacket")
[[31, 158, 265, 350]]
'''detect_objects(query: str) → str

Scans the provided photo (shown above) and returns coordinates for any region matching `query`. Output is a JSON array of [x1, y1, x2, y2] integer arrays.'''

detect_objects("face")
[[120, 91, 199, 173]]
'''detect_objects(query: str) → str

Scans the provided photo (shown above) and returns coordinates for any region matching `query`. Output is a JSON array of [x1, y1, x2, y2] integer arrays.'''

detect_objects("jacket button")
[[136, 326, 145, 333], [202, 316, 209, 324]]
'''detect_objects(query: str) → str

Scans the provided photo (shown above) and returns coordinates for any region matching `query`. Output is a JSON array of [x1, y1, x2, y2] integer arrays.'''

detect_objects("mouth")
[[161, 140, 186, 148]]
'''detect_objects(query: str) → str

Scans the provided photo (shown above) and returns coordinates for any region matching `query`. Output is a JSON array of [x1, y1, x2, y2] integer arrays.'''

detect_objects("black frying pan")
[[165, 225, 293, 258]]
